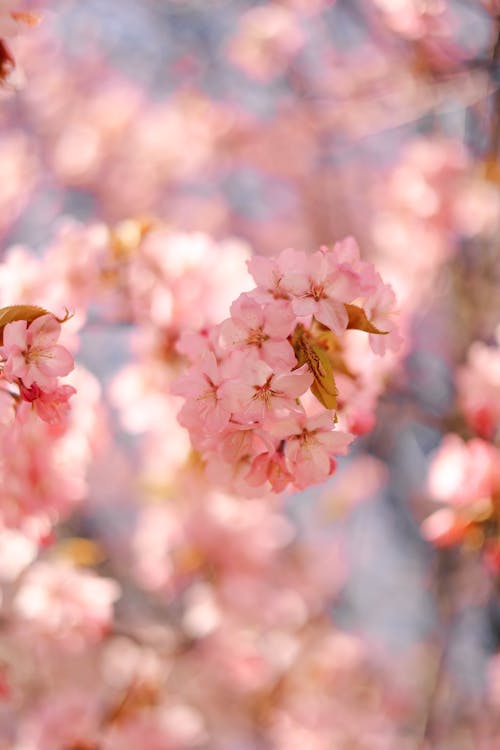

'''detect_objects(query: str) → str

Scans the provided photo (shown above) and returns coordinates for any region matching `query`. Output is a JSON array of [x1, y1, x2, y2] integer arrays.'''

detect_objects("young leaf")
[[345, 303, 387, 335], [292, 325, 338, 410], [0, 305, 50, 344]]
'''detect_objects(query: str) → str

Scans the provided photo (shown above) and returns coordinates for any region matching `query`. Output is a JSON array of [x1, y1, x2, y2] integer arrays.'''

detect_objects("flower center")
[[247, 327, 269, 347], [309, 283, 325, 302]]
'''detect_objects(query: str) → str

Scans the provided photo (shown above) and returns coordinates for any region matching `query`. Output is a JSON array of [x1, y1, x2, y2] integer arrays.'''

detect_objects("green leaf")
[[345, 303, 387, 335]]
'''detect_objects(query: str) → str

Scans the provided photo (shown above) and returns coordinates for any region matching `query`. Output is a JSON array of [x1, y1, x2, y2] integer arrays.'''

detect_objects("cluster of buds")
[[0, 306, 75, 424], [174, 239, 400, 495]]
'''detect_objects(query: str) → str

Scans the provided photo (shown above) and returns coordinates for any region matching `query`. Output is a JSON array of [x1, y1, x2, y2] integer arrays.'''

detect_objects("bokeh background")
[[0, 1, 499, 748]]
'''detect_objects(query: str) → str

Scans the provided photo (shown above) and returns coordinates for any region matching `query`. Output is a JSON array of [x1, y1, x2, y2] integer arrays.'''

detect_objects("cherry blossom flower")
[[220, 355, 313, 423], [457, 341, 500, 440], [272, 412, 353, 489], [0, 314, 73, 391], [286, 254, 361, 334], [220, 293, 296, 370], [174, 350, 236, 434], [13, 561, 121, 647]]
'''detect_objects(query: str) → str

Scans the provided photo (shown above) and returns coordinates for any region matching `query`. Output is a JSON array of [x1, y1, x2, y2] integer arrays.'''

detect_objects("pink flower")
[[247, 248, 304, 302], [220, 293, 296, 369], [427, 434, 500, 507], [19, 382, 76, 424], [246, 450, 292, 493], [284, 248, 361, 335], [14, 561, 121, 647], [220, 355, 313, 423], [457, 342, 500, 440], [363, 281, 402, 355], [0, 314, 74, 390], [174, 350, 234, 434], [274, 413, 353, 490]]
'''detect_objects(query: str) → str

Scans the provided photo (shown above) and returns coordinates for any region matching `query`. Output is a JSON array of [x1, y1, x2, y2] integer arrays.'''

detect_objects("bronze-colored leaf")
[[0, 305, 73, 345], [345, 303, 387, 335], [311, 323, 356, 378], [308, 342, 338, 410], [291, 325, 338, 410], [0, 305, 50, 344]]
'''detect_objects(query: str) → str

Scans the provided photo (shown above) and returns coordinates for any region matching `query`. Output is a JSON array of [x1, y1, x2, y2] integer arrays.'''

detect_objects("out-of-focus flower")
[[227, 4, 304, 80], [14, 561, 120, 647]]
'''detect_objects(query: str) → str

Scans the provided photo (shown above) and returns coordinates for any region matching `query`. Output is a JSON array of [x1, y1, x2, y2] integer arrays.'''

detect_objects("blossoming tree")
[[0, 1, 499, 748]]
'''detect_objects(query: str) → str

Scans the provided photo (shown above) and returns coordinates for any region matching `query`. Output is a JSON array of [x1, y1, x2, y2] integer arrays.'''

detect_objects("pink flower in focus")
[[247, 248, 304, 302], [19, 382, 76, 425], [246, 450, 293, 493], [274, 412, 353, 490], [0, 314, 74, 390], [220, 355, 313, 423], [174, 350, 234, 433], [284, 248, 361, 335], [220, 293, 296, 369]]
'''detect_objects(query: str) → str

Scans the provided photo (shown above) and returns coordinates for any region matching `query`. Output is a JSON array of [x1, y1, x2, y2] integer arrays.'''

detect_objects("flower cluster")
[[457, 340, 500, 441], [422, 435, 500, 567], [174, 239, 400, 495], [422, 334, 500, 571], [0, 309, 75, 425]]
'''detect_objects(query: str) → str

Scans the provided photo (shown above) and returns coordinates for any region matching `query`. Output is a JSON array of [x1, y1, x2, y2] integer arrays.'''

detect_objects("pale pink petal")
[[316, 429, 354, 455], [230, 294, 263, 330], [274, 365, 313, 398], [27, 314, 61, 348], [325, 269, 361, 302], [291, 296, 317, 317], [316, 298, 348, 334], [36, 345, 74, 378], [262, 299, 295, 339], [3, 319, 27, 349], [3, 349, 27, 381], [260, 340, 296, 370], [247, 255, 275, 288], [332, 236, 361, 264], [204, 400, 231, 433], [218, 378, 255, 414], [219, 318, 247, 348]]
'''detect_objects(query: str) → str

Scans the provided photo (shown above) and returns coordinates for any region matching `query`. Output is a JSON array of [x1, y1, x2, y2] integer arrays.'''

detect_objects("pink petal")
[[316, 299, 348, 335], [218, 378, 254, 414], [36, 345, 74, 378], [260, 340, 296, 370], [325, 269, 361, 303], [316, 429, 354, 455], [3, 319, 27, 349], [291, 296, 317, 317], [27, 314, 61, 348], [219, 318, 246, 348], [3, 349, 27, 382], [275, 365, 313, 398], [247, 255, 275, 288], [204, 400, 231, 433], [262, 300, 295, 339], [230, 294, 262, 331]]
